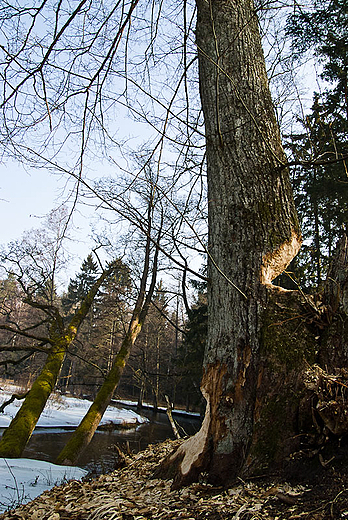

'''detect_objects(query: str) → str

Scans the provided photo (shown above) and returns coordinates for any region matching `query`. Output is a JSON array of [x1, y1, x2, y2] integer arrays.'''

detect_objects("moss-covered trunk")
[[246, 287, 318, 472], [0, 344, 66, 458], [56, 319, 142, 465], [0, 263, 117, 458], [56, 233, 160, 466], [249, 236, 348, 472]]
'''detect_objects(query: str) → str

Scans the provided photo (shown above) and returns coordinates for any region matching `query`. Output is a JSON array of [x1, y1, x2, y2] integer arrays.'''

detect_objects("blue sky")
[[0, 160, 96, 283], [0, 161, 58, 241]]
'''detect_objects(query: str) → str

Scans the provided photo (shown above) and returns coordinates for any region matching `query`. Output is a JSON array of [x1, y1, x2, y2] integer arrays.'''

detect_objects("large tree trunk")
[[159, 0, 303, 486]]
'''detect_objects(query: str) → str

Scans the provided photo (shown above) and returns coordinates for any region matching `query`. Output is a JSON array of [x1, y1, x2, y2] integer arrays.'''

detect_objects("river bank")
[[2, 438, 348, 520], [18, 407, 201, 476], [0, 383, 202, 512]]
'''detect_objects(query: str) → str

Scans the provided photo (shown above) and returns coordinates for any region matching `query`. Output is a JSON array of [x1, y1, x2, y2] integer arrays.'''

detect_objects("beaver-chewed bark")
[[158, 236, 348, 487], [158, 0, 347, 486]]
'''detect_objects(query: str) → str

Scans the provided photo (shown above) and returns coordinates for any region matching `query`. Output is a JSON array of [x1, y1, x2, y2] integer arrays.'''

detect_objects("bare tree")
[[0, 0, 347, 486], [56, 181, 163, 465], [0, 211, 119, 457]]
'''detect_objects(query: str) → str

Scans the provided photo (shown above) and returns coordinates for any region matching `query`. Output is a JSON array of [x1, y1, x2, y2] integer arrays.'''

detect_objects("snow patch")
[[0, 458, 87, 513], [0, 384, 148, 429]]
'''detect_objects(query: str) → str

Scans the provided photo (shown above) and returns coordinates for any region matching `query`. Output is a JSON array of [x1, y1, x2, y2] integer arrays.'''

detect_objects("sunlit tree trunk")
[[0, 264, 116, 458], [160, 0, 303, 485], [56, 311, 151, 466], [0, 343, 66, 458], [56, 228, 160, 466]]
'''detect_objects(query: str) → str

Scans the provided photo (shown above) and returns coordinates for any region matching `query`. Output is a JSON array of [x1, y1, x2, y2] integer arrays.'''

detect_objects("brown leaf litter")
[[1, 439, 348, 520]]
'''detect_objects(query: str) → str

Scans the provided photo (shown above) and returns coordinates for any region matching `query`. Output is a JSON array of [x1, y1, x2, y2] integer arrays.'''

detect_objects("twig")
[[0, 391, 29, 413], [3, 459, 21, 505], [165, 395, 181, 439]]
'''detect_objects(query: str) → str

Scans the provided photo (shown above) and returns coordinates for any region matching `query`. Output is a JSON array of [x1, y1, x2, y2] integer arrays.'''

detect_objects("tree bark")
[[56, 234, 160, 466], [320, 234, 348, 368], [0, 344, 66, 458], [55, 315, 145, 465], [159, 0, 302, 486]]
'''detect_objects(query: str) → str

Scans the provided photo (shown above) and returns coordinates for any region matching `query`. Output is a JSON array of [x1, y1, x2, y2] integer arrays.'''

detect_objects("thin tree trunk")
[[137, 376, 145, 409], [56, 230, 160, 466], [0, 263, 116, 458], [56, 315, 147, 465], [312, 169, 322, 286], [0, 345, 66, 458]]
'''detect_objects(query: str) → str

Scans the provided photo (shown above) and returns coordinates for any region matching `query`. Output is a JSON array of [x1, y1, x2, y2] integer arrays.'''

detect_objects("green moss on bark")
[[261, 290, 317, 370], [246, 289, 318, 473], [0, 346, 66, 458], [0, 265, 118, 459], [56, 328, 139, 465]]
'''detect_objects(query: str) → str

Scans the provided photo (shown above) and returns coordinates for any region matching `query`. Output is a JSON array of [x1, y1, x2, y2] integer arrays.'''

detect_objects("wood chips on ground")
[[1, 439, 348, 520]]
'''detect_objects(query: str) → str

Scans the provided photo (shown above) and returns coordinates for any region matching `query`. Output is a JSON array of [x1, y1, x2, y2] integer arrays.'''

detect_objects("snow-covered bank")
[[113, 399, 201, 418], [0, 458, 87, 513], [0, 383, 148, 429], [0, 383, 149, 513]]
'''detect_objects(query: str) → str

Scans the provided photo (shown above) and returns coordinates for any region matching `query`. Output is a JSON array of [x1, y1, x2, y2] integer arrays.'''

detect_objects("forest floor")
[[1, 439, 348, 520]]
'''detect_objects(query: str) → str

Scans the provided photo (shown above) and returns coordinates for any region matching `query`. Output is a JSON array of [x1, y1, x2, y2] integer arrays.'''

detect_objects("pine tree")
[[176, 282, 206, 410], [59, 255, 131, 395], [62, 254, 99, 313], [284, 1, 348, 289]]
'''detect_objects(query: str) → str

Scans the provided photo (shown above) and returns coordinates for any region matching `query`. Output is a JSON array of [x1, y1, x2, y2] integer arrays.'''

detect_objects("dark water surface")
[[17, 406, 202, 476]]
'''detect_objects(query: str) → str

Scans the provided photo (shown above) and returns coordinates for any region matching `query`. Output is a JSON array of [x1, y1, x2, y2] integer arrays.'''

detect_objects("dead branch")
[[0, 390, 29, 413], [165, 395, 181, 440]]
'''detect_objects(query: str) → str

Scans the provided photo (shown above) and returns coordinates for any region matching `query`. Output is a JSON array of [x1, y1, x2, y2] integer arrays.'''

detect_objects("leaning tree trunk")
[[55, 314, 145, 466], [56, 235, 160, 466], [160, 0, 304, 486], [0, 343, 66, 458], [0, 264, 116, 458]]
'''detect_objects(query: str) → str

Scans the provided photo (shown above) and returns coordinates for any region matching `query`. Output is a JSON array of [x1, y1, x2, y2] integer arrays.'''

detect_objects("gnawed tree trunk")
[[160, 234, 347, 485], [244, 237, 348, 472], [245, 237, 348, 474], [0, 264, 117, 458], [56, 234, 160, 466], [159, 0, 304, 486]]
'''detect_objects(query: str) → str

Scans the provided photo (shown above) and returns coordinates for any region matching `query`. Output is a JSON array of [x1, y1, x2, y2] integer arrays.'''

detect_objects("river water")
[[18, 406, 202, 476]]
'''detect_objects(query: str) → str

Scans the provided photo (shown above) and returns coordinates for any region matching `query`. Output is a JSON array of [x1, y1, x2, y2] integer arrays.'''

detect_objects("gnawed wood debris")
[[304, 364, 348, 436], [0, 440, 312, 520]]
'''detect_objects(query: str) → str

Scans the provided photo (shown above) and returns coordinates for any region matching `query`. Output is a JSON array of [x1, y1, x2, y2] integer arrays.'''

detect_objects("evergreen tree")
[[62, 254, 99, 313], [288, 0, 347, 121], [284, 1, 348, 290], [59, 255, 131, 395], [175, 281, 206, 410]]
